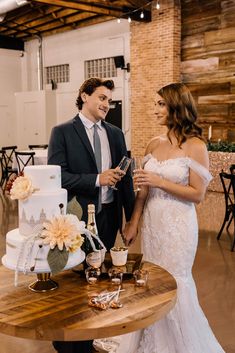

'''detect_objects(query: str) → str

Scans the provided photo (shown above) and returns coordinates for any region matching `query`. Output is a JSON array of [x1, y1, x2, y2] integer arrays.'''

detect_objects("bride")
[[94, 82, 225, 353]]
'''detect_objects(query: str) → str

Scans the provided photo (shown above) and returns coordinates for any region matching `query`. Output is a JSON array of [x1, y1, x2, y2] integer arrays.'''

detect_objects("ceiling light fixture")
[[116, 1, 152, 25]]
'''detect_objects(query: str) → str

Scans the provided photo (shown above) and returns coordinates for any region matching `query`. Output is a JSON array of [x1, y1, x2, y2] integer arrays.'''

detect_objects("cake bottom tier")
[[2, 229, 85, 273]]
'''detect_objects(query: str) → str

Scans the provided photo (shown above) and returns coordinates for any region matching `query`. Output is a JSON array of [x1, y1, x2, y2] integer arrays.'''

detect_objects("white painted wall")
[[0, 49, 22, 146], [0, 20, 131, 149], [23, 20, 131, 148]]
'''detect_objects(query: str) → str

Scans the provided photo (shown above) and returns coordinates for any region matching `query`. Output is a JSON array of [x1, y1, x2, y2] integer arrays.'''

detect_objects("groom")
[[48, 77, 135, 353]]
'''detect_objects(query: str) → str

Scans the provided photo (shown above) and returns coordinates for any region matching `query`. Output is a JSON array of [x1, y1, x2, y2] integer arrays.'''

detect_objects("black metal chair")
[[2, 145, 17, 166], [0, 153, 4, 189], [14, 151, 35, 174], [0, 146, 18, 191], [230, 164, 235, 174], [217, 171, 235, 251], [28, 144, 48, 150]]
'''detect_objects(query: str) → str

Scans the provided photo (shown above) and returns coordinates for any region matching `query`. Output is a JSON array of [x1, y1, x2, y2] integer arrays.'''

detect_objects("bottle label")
[[86, 251, 102, 268]]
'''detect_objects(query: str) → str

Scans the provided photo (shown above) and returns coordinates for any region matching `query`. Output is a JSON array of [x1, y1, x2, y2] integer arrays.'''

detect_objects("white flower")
[[41, 214, 84, 252], [10, 176, 34, 201]]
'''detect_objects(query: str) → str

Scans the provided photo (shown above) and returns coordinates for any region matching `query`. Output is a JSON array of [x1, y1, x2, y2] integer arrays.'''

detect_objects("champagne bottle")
[[85, 204, 105, 268], [87, 204, 99, 237]]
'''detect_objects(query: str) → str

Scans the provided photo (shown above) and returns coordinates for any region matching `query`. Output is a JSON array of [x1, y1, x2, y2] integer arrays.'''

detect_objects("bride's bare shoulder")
[[145, 135, 165, 154]]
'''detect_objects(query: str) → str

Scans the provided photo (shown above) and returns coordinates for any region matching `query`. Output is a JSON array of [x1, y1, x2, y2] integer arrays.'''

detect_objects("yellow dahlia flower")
[[42, 214, 85, 252]]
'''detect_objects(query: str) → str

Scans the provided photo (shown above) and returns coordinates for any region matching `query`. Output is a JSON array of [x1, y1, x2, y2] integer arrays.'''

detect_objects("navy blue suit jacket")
[[48, 114, 135, 228]]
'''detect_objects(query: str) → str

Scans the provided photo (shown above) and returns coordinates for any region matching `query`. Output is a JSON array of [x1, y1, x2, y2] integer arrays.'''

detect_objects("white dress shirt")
[[79, 113, 113, 204]]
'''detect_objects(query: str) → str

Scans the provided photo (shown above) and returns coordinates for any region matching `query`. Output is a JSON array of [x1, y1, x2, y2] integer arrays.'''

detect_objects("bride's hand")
[[134, 169, 163, 188], [122, 222, 138, 247]]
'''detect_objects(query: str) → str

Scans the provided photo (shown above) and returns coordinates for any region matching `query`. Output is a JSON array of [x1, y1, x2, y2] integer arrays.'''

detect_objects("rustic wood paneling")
[[182, 41, 235, 61], [198, 94, 235, 104], [219, 53, 235, 69], [204, 27, 235, 46], [182, 69, 235, 84], [181, 0, 235, 141], [186, 82, 231, 96], [181, 57, 219, 74], [221, 0, 235, 28], [182, 16, 220, 37], [197, 104, 228, 120]]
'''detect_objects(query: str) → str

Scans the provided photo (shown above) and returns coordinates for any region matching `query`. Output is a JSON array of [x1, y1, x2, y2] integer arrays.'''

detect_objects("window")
[[45, 64, 69, 84], [85, 57, 117, 79]]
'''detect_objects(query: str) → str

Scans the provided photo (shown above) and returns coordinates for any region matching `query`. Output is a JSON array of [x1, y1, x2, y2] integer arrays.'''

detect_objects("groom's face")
[[81, 86, 112, 123]]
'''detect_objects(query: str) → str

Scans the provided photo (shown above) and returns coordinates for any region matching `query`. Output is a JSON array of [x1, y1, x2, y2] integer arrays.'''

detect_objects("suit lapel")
[[73, 115, 96, 166]]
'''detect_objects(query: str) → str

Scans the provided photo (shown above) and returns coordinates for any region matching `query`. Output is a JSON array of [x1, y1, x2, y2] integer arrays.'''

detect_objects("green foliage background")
[[207, 141, 235, 152]]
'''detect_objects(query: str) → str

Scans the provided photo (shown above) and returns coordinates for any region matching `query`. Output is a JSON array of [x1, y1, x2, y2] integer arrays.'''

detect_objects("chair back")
[[28, 144, 48, 150], [15, 151, 35, 173], [230, 164, 235, 174], [0, 152, 4, 187], [0, 148, 18, 191], [1, 146, 17, 169], [219, 172, 235, 209]]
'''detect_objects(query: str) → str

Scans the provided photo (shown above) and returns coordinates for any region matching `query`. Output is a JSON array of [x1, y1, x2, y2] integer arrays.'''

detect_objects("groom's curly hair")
[[76, 77, 114, 110], [158, 82, 204, 147]]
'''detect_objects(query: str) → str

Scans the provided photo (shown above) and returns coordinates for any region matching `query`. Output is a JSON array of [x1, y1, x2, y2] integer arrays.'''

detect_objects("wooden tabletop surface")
[[0, 261, 177, 341]]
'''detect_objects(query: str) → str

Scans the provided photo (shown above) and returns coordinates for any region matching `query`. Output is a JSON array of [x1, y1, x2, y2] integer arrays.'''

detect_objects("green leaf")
[[67, 196, 83, 220], [47, 246, 69, 274], [207, 141, 235, 152]]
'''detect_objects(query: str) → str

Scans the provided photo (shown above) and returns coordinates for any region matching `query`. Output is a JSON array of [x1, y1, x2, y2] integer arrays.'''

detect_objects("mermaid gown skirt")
[[94, 156, 225, 353]]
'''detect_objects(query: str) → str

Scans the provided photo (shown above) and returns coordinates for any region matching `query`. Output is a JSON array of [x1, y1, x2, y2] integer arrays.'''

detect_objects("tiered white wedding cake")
[[2, 165, 85, 273]]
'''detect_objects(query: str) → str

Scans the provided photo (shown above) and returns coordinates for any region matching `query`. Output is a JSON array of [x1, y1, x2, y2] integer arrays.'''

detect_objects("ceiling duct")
[[0, 0, 28, 19]]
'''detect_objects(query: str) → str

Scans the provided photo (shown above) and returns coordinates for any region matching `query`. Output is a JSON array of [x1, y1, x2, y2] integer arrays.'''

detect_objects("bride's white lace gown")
[[135, 155, 225, 353], [94, 155, 225, 353]]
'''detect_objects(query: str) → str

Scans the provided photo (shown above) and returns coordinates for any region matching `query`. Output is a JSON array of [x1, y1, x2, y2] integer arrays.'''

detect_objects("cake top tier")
[[24, 165, 62, 191]]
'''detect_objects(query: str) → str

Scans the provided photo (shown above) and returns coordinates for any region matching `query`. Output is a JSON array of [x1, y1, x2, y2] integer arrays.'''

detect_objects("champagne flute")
[[110, 156, 132, 190], [131, 157, 143, 192]]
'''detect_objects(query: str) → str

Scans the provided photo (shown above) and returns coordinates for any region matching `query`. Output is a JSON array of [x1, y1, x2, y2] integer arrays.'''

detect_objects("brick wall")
[[130, 0, 181, 156]]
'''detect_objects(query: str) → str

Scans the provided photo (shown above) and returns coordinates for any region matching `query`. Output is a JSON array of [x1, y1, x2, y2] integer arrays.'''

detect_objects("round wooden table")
[[0, 261, 177, 341]]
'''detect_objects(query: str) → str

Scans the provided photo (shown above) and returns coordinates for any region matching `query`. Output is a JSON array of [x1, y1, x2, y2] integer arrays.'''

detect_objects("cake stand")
[[1, 255, 58, 292], [28, 273, 58, 292]]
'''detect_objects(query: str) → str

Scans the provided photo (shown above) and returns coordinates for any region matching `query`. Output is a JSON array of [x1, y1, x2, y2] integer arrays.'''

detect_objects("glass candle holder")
[[133, 269, 149, 287], [108, 267, 123, 285], [85, 266, 101, 284]]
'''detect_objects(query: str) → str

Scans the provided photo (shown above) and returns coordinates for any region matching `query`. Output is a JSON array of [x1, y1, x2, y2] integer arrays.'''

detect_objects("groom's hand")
[[99, 168, 125, 187]]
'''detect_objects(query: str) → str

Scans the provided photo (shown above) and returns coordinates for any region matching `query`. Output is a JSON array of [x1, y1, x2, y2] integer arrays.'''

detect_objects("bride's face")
[[154, 93, 169, 125]]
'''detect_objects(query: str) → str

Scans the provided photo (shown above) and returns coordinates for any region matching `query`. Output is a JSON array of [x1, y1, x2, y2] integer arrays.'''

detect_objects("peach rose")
[[10, 176, 34, 201]]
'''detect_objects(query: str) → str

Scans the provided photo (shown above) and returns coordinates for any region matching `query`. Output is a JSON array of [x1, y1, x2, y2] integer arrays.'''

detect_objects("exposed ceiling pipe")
[[0, 0, 28, 21], [36, 35, 44, 90]]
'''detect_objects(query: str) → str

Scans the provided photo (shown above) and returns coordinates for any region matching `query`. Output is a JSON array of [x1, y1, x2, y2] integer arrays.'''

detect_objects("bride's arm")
[[123, 140, 159, 246], [135, 139, 210, 204], [123, 186, 149, 246]]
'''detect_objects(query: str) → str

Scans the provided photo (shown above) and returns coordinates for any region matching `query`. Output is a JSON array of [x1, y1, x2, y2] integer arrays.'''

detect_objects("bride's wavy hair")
[[157, 82, 204, 147]]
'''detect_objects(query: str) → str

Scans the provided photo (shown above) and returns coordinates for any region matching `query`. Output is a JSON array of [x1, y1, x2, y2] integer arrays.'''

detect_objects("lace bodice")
[[144, 154, 212, 185], [143, 155, 212, 202]]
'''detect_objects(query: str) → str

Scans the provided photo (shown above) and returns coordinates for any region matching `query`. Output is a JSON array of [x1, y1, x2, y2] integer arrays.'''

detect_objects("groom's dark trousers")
[[53, 340, 93, 353], [51, 206, 119, 353]]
